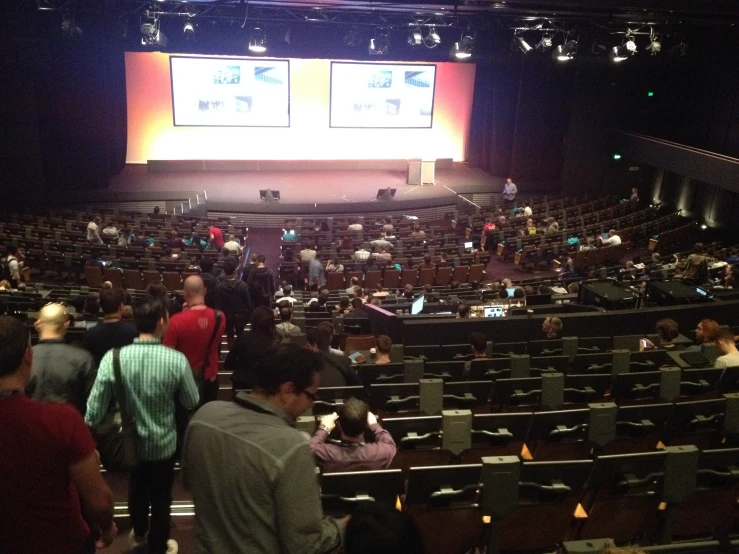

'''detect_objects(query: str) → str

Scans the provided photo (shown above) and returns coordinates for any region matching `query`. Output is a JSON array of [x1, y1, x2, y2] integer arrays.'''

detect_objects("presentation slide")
[[330, 62, 436, 128], [170, 56, 289, 127]]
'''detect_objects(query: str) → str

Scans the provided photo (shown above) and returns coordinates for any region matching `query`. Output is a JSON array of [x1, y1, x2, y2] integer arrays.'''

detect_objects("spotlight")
[[343, 26, 358, 47], [515, 35, 533, 54], [646, 37, 661, 54], [424, 26, 441, 48], [183, 19, 195, 39], [701, 224, 707, 230], [62, 13, 82, 38], [408, 26, 423, 46], [668, 41, 689, 58], [368, 29, 389, 55], [140, 14, 166, 47], [552, 39, 577, 62], [610, 35, 637, 62], [535, 35, 553, 51], [249, 27, 267, 53], [451, 32, 474, 60]]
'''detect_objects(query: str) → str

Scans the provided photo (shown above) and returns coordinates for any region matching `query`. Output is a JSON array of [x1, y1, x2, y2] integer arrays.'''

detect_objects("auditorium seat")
[[85, 265, 103, 288], [401, 269, 418, 287], [103, 267, 123, 288], [363, 270, 382, 290], [326, 272, 344, 291], [382, 269, 399, 289], [123, 268, 144, 290], [142, 270, 161, 286], [163, 271, 182, 291], [320, 469, 404, 516], [451, 265, 469, 283]]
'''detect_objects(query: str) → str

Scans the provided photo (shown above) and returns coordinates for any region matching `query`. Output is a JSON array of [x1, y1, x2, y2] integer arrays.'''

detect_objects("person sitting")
[[438, 251, 452, 267], [464, 332, 488, 375], [362, 255, 378, 276], [375, 335, 393, 364], [374, 247, 392, 265], [347, 219, 364, 232], [307, 289, 331, 312], [167, 230, 185, 250], [345, 297, 368, 320], [275, 306, 302, 343], [310, 399, 396, 472], [600, 229, 622, 247], [694, 319, 720, 345], [420, 254, 435, 270], [513, 287, 526, 300], [545, 218, 559, 234], [381, 218, 394, 234], [713, 329, 739, 370], [372, 285, 389, 299], [353, 246, 371, 263], [522, 201, 533, 217], [344, 503, 425, 554], [402, 284, 414, 300], [403, 256, 416, 271], [326, 258, 344, 273], [526, 219, 537, 236], [542, 317, 563, 339], [336, 296, 351, 314], [101, 221, 118, 238], [346, 277, 360, 295], [726, 248, 739, 265], [411, 226, 426, 240], [560, 251, 575, 278], [722, 264, 736, 289], [370, 233, 394, 251], [567, 282, 580, 295], [275, 284, 298, 306], [306, 326, 360, 388], [282, 227, 296, 242], [630, 187, 640, 202], [457, 304, 470, 319], [641, 318, 684, 351]]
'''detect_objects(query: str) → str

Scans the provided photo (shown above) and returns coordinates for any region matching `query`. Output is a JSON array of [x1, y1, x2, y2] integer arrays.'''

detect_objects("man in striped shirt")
[[86, 298, 199, 554]]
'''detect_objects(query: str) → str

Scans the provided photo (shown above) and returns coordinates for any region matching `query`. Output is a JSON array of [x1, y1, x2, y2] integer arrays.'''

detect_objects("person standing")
[[4, 245, 23, 288], [247, 254, 276, 309], [164, 276, 226, 405], [183, 344, 347, 554], [218, 258, 253, 345], [28, 303, 96, 416], [86, 298, 199, 554], [502, 178, 518, 202], [197, 256, 222, 310], [208, 225, 225, 251], [87, 216, 103, 245], [0, 316, 117, 554], [308, 251, 327, 290], [83, 286, 138, 366]]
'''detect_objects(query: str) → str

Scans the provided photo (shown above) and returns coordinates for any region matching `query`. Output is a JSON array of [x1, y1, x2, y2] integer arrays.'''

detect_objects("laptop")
[[679, 351, 711, 368], [484, 306, 504, 318], [464, 241, 473, 251]]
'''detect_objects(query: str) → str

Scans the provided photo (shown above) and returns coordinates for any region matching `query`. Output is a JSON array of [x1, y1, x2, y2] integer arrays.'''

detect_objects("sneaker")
[[128, 530, 148, 549], [166, 539, 179, 554]]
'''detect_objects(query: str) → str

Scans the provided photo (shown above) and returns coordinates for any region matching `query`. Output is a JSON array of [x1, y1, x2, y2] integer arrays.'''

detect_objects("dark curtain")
[[34, 35, 127, 192], [469, 57, 575, 183]]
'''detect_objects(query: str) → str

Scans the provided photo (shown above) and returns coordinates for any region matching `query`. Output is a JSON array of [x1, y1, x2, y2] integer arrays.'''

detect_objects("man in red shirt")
[[208, 226, 225, 251], [482, 217, 496, 252], [163, 275, 226, 404], [0, 316, 116, 553]]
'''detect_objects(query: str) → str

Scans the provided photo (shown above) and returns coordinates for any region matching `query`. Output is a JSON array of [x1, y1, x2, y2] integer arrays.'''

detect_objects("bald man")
[[163, 275, 226, 405], [28, 303, 97, 415]]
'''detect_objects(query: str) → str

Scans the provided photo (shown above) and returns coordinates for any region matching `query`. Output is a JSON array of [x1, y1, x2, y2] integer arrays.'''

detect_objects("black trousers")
[[224, 312, 247, 347], [128, 456, 176, 554]]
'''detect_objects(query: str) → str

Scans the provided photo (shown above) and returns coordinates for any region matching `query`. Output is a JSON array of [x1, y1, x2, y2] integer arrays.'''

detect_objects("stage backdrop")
[[125, 52, 475, 163]]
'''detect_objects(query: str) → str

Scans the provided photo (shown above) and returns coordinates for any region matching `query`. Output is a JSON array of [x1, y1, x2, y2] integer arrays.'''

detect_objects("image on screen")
[[330, 62, 436, 128], [411, 295, 425, 315], [170, 56, 290, 127]]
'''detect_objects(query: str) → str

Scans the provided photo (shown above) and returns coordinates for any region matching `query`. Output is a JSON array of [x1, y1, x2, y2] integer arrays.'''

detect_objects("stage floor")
[[109, 164, 502, 206]]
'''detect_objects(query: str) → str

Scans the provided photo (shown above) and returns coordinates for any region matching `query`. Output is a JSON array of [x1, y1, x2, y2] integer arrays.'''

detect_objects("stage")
[[103, 162, 543, 216]]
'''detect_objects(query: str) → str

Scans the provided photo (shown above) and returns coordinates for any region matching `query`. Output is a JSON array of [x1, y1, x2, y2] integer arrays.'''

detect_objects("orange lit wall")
[[125, 52, 475, 163]]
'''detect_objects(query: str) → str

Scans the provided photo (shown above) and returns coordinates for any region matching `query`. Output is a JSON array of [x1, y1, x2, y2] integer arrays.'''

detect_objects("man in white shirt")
[[353, 247, 371, 262], [5, 246, 22, 288], [522, 202, 532, 217], [223, 234, 243, 256], [600, 229, 622, 247], [275, 284, 298, 305], [347, 219, 363, 232], [502, 178, 517, 202], [86, 216, 103, 244], [714, 329, 739, 371], [299, 246, 317, 263], [370, 234, 393, 251]]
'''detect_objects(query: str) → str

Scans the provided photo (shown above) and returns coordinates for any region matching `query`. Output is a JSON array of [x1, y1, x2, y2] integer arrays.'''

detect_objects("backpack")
[[1, 256, 17, 282], [250, 270, 272, 299]]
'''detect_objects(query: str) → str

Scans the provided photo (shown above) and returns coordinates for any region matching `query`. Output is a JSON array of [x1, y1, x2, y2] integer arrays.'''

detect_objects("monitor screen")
[[484, 306, 504, 318], [464, 241, 473, 249], [410, 295, 425, 315], [506, 288, 516, 298]]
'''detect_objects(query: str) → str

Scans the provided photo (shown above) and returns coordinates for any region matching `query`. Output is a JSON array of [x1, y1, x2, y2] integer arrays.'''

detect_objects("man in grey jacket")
[[182, 344, 346, 554]]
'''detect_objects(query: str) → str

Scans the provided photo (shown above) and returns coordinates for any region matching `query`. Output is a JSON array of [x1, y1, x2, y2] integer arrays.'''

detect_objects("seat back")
[[344, 335, 377, 352], [84, 265, 103, 288], [418, 267, 435, 286], [382, 269, 400, 289], [401, 269, 418, 287], [451, 265, 469, 283], [103, 267, 123, 288], [162, 271, 182, 291], [123, 268, 144, 290], [142, 270, 161, 286], [435, 266, 453, 286], [326, 272, 345, 290], [468, 264, 484, 283], [364, 270, 382, 290]]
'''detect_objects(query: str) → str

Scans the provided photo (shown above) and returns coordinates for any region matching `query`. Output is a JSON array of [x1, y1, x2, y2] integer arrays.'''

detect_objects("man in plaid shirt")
[[86, 297, 199, 554]]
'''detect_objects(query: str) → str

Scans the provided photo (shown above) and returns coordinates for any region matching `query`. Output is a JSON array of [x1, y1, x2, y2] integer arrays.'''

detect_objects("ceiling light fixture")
[[408, 26, 423, 46], [369, 28, 389, 55], [424, 26, 441, 48], [183, 19, 195, 39], [515, 35, 533, 54], [451, 30, 474, 60], [610, 33, 637, 62], [552, 39, 577, 62], [249, 27, 267, 53], [535, 35, 553, 51]]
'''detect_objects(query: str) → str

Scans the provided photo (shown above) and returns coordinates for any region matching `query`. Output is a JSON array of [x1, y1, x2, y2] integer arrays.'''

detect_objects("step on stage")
[[109, 160, 507, 214]]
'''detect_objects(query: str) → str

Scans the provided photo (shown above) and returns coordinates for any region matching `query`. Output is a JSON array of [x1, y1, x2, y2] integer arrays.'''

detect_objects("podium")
[[407, 158, 436, 185]]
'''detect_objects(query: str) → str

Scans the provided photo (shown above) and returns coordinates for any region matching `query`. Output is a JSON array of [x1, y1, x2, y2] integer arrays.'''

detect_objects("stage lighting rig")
[[515, 34, 533, 54], [408, 26, 423, 46], [368, 28, 389, 55], [140, 13, 166, 47], [249, 27, 267, 53], [535, 35, 553, 51], [451, 30, 474, 60], [646, 29, 662, 55], [610, 33, 637, 63], [61, 13, 82, 38], [424, 26, 441, 48], [183, 19, 195, 39], [552, 39, 577, 62]]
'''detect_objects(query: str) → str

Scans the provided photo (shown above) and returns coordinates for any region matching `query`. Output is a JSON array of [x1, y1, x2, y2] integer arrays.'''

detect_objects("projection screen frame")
[[329, 61, 437, 130], [169, 55, 291, 128]]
